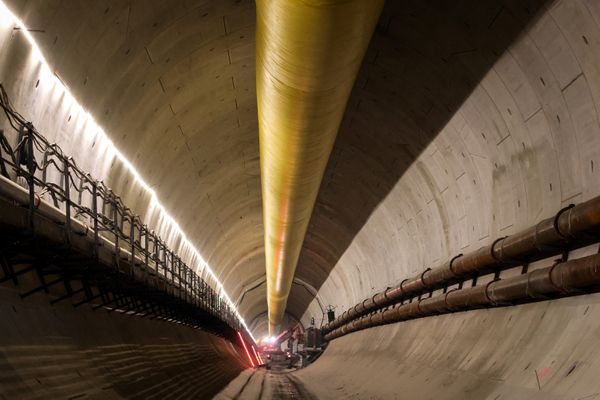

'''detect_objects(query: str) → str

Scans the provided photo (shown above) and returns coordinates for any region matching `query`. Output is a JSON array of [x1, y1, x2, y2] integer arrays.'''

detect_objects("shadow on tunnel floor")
[[291, 0, 553, 318], [0, 285, 244, 400]]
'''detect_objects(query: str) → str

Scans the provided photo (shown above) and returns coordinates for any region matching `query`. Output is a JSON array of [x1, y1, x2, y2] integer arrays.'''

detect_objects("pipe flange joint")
[[372, 293, 381, 307], [420, 268, 432, 287], [547, 259, 570, 295], [490, 236, 508, 263], [416, 299, 424, 316], [399, 278, 409, 296], [448, 253, 463, 277], [444, 288, 459, 311], [483, 280, 496, 306], [554, 204, 576, 240]]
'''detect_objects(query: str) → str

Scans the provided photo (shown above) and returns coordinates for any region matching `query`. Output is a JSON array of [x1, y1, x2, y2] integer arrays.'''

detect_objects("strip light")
[[237, 331, 255, 367], [251, 345, 261, 365], [0, 0, 256, 343]]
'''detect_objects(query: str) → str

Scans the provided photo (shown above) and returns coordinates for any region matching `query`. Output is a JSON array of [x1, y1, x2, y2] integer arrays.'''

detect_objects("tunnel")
[[1, 0, 600, 398]]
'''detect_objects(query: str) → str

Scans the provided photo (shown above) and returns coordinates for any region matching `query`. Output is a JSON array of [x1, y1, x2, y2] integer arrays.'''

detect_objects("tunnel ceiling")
[[7, 0, 268, 328], [5, 0, 567, 338]]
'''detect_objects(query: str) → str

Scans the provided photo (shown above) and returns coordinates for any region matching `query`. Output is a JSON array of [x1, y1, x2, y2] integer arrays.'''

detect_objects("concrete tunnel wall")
[[2, 0, 600, 398], [292, 0, 600, 398], [299, 0, 600, 325], [0, 1, 253, 397]]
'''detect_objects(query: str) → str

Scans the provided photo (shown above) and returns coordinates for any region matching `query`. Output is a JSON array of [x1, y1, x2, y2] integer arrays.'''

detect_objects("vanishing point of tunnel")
[[1, 0, 600, 399]]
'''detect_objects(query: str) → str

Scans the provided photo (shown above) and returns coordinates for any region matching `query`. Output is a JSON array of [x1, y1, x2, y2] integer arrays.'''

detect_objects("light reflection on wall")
[[0, 0, 255, 342]]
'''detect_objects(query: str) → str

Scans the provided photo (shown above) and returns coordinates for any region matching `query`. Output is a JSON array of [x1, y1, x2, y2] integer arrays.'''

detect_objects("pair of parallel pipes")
[[325, 251, 600, 340], [324, 195, 600, 340]]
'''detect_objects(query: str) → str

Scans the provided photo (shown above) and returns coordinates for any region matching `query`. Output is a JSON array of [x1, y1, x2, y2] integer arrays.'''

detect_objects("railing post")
[[183, 264, 188, 302], [63, 157, 71, 244], [175, 257, 181, 298], [156, 237, 163, 282], [204, 280, 208, 309], [178, 258, 183, 298], [92, 180, 99, 262], [192, 274, 197, 306], [130, 216, 136, 276], [165, 249, 172, 294], [163, 245, 168, 284], [0, 129, 7, 177], [0, 92, 244, 345], [21, 124, 36, 232], [144, 226, 149, 275], [77, 173, 84, 206], [198, 276, 203, 307], [111, 192, 120, 271]]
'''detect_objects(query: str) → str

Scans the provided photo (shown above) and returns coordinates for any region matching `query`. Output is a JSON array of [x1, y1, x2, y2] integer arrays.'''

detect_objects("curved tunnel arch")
[[1, 0, 600, 398], [4, 0, 599, 338]]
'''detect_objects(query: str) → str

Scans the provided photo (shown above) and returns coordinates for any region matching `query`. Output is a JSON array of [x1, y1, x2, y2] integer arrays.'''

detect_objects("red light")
[[237, 331, 255, 367], [251, 346, 262, 365], [257, 351, 264, 364]]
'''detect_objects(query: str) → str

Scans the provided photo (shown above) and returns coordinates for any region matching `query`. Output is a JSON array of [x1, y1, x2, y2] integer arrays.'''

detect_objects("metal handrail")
[[0, 84, 241, 332]]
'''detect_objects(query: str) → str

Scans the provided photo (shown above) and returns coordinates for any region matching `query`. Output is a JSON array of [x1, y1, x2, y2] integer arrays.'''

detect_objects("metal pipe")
[[256, 0, 384, 334], [324, 196, 600, 333], [325, 252, 600, 341]]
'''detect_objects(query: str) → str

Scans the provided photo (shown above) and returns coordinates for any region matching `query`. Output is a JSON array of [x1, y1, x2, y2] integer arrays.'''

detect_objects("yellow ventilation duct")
[[256, 0, 384, 334]]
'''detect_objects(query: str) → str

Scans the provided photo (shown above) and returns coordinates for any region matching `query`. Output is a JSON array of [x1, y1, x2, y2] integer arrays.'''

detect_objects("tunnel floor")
[[214, 361, 316, 400]]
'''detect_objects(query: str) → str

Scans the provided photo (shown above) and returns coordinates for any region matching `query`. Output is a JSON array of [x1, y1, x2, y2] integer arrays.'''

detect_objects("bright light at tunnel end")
[[0, 0, 256, 343], [262, 336, 276, 344]]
